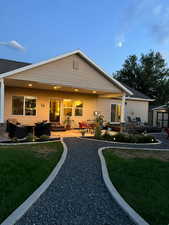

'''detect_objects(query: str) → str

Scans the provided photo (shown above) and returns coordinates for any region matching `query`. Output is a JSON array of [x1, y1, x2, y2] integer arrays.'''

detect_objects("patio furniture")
[[79, 122, 95, 133], [125, 121, 145, 134], [35, 121, 51, 137], [6, 120, 28, 139], [50, 122, 66, 131], [136, 117, 141, 122], [144, 125, 162, 133], [79, 122, 89, 129], [104, 123, 121, 132], [127, 116, 132, 122]]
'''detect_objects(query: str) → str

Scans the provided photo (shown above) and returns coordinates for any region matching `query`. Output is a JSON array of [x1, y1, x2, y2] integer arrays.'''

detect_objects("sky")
[[0, 0, 169, 74]]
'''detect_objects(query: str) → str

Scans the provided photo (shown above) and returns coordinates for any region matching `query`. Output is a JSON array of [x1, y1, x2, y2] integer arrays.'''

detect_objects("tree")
[[113, 51, 169, 105]]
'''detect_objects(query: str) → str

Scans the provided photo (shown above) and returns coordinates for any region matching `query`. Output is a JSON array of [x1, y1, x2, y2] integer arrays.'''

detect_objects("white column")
[[0, 79, 4, 123], [120, 93, 126, 123]]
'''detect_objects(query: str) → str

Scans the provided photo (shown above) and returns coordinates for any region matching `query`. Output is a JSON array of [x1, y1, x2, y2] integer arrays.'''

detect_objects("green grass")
[[0, 142, 63, 223], [103, 149, 169, 225]]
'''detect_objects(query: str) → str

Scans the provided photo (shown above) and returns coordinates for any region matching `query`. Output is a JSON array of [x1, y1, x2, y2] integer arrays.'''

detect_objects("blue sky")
[[0, 0, 169, 74]]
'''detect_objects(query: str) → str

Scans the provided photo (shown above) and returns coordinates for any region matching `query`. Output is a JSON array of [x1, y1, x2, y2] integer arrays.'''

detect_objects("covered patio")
[[0, 50, 132, 141]]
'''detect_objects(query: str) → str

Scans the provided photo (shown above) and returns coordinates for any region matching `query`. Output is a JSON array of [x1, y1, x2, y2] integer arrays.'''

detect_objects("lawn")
[[0, 142, 63, 223], [103, 149, 169, 225]]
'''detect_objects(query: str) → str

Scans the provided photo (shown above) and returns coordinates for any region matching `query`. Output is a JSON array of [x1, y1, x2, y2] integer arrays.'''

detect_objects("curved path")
[[15, 138, 136, 225]]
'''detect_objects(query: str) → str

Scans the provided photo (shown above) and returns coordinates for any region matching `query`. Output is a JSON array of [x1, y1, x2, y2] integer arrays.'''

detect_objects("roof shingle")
[[0, 59, 30, 74]]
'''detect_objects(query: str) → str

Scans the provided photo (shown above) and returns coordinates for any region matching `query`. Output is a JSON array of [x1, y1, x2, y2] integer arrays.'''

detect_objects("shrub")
[[80, 129, 87, 137], [94, 125, 102, 139], [113, 133, 128, 142], [102, 130, 112, 141], [137, 135, 156, 143], [11, 137, 18, 143], [100, 132, 157, 143], [26, 134, 36, 142], [39, 135, 49, 141]]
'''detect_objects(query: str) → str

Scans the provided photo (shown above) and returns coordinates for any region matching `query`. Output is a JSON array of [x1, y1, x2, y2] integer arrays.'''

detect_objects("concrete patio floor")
[[51, 129, 94, 138], [51, 129, 117, 138]]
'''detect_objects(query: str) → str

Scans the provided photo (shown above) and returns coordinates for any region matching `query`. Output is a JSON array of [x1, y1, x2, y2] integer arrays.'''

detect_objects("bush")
[[94, 125, 102, 139], [100, 132, 157, 143], [136, 135, 156, 143], [26, 134, 36, 142], [102, 130, 112, 141], [11, 137, 18, 143], [39, 135, 49, 141], [80, 129, 87, 137]]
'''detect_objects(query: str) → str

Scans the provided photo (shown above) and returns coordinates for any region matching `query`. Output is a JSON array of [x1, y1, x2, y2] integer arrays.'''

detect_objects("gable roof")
[[0, 59, 30, 74], [121, 83, 154, 102], [0, 50, 133, 96], [152, 105, 168, 110]]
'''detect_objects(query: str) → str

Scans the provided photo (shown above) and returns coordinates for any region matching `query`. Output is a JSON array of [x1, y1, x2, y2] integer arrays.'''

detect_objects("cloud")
[[116, 41, 123, 48], [116, 41, 124, 48], [115, 34, 125, 48], [0, 40, 25, 51], [115, 0, 169, 46]]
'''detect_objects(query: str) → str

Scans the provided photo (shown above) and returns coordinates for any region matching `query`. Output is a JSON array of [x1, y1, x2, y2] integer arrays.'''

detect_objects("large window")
[[74, 100, 83, 116], [111, 104, 121, 122], [63, 99, 73, 116], [25, 97, 36, 115], [63, 99, 83, 116], [12, 96, 36, 116], [12, 96, 24, 115]]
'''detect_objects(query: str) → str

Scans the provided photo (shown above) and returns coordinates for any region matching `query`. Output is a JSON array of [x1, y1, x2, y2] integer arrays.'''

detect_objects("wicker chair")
[[6, 120, 28, 139]]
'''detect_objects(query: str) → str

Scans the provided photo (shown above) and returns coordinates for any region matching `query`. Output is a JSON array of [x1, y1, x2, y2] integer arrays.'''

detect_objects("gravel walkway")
[[15, 138, 136, 225]]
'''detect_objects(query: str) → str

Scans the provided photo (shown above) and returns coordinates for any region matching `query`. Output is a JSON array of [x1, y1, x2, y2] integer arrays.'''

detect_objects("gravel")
[[15, 138, 136, 225]]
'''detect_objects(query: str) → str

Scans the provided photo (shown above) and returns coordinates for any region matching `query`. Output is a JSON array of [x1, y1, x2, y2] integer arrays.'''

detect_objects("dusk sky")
[[0, 0, 169, 74]]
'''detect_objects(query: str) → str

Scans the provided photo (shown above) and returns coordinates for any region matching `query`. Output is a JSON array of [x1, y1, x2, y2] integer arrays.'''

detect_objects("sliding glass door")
[[111, 104, 121, 122]]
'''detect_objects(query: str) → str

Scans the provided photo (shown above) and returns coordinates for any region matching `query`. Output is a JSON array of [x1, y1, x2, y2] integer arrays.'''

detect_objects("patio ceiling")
[[4, 78, 123, 97]]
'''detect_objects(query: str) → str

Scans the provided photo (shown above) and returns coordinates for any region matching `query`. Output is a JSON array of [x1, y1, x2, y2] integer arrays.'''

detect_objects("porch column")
[[120, 93, 126, 132], [0, 79, 4, 123]]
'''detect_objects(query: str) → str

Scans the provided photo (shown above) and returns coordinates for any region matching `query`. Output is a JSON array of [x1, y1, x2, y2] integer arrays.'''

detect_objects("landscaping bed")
[[85, 132, 158, 144], [0, 137, 60, 144], [103, 148, 169, 225], [0, 141, 63, 223]]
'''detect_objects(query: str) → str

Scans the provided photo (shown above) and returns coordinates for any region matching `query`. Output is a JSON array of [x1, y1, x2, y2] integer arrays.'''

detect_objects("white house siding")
[[96, 98, 122, 122], [125, 100, 149, 123], [7, 54, 121, 93]]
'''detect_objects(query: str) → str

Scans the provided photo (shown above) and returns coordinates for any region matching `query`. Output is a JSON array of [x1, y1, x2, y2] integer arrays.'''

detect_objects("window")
[[63, 99, 73, 116], [74, 100, 83, 116], [12, 96, 24, 115], [25, 97, 36, 115], [12, 96, 36, 116], [111, 104, 121, 122]]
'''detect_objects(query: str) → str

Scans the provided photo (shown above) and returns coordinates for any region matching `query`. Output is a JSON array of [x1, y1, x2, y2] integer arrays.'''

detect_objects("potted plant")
[[80, 129, 87, 137], [94, 112, 104, 139]]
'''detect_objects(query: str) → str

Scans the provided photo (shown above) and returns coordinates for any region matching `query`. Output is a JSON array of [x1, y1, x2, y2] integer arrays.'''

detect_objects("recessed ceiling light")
[[92, 90, 96, 94], [28, 83, 32, 87], [74, 88, 79, 92], [53, 86, 61, 89]]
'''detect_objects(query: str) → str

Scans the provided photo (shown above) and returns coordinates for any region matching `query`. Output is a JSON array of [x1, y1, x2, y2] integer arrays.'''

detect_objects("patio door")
[[49, 99, 61, 122], [111, 104, 121, 122], [157, 112, 169, 128]]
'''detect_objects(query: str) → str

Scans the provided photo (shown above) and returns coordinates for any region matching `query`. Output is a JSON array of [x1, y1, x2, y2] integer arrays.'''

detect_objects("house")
[[111, 84, 154, 123], [0, 50, 153, 127], [152, 105, 169, 128]]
